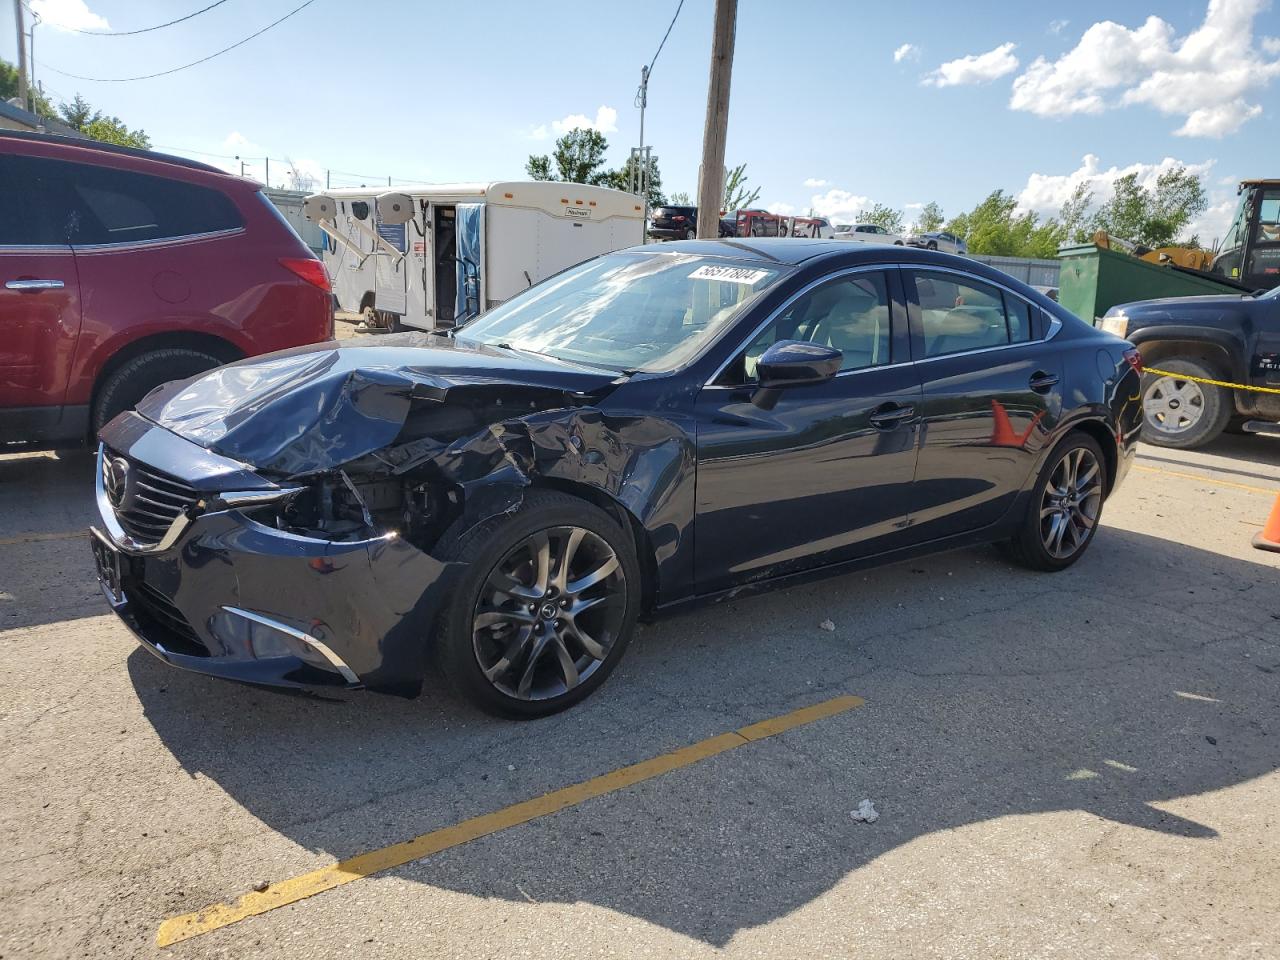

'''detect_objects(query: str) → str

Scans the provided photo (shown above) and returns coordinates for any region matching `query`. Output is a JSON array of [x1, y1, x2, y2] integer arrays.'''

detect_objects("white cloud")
[[1264, 36, 1280, 54], [893, 43, 919, 63], [223, 131, 253, 151], [1010, 0, 1280, 138], [767, 202, 797, 216], [802, 178, 828, 188], [30, 0, 109, 31], [924, 42, 1019, 87], [548, 105, 618, 136], [809, 188, 871, 223], [1049, 19, 1070, 35], [528, 124, 549, 141], [1014, 152, 1233, 238]]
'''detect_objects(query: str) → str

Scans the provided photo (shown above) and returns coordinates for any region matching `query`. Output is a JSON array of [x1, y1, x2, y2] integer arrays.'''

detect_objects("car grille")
[[103, 449, 201, 546], [125, 579, 208, 657]]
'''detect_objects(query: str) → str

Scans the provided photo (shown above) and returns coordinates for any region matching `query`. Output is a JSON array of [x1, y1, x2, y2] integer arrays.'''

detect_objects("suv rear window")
[[5, 156, 243, 245]]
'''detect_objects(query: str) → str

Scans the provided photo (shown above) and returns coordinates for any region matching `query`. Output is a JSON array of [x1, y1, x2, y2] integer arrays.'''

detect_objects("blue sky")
[[6, 0, 1280, 240]]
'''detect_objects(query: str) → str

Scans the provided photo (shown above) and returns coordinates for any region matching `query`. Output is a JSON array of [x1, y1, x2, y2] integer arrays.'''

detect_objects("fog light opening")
[[213, 607, 360, 685]]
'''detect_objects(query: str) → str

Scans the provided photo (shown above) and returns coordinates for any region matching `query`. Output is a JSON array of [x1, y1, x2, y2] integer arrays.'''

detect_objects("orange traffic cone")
[[1254, 493, 1280, 554]]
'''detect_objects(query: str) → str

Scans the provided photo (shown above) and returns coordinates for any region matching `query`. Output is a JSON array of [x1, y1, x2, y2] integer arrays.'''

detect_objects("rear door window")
[[0, 156, 67, 245], [910, 271, 1018, 357], [43, 160, 243, 245]]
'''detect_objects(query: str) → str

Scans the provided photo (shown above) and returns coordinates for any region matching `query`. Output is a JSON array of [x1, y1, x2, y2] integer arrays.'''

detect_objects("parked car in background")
[[92, 238, 1141, 718], [835, 223, 904, 245], [1101, 285, 1280, 448], [648, 204, 700, 241], [906, 230, 968, 255], [0, 131, 333, 447], [1032, 284, 1060, 302]]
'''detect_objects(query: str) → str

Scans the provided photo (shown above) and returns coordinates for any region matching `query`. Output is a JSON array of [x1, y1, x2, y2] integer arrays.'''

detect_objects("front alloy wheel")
[[1039, 446, 1103, 560], [472, 526, 627, 702]]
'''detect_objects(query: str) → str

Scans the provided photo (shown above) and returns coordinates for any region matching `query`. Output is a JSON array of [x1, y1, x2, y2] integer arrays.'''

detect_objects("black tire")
[[434, 490, 641, 719], [1140, 357, 1232, 449], [1002, 432, 1107, 572], [684, 227, 696, 240], [926, 240, 938, 251], [92, 347, 223, 434]]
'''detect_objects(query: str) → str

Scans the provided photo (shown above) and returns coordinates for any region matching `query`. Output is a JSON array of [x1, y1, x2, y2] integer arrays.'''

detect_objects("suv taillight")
[[672, 215, 686, 222], [1123, 347, 1143, 374], [279, 257, 331, 292]]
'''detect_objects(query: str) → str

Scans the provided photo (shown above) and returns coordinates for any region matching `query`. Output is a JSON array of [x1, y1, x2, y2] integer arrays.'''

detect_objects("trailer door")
[[374, 209, 407, 316], [401, 201, 431, 329], [455, 203, 484, 323]]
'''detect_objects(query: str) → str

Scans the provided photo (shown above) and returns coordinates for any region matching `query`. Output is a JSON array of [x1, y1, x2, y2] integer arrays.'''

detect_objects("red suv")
[[0, 131, 333, 445]]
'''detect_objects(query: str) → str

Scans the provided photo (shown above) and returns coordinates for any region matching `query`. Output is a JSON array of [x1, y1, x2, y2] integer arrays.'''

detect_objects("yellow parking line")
[[0, 530, 86, 546], [1133, 464, 1277, 497], [156, 694, 865, 947]]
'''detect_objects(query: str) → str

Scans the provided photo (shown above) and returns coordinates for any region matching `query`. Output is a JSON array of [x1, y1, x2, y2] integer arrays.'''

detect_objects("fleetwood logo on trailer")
[[303, 182, 645, 329]]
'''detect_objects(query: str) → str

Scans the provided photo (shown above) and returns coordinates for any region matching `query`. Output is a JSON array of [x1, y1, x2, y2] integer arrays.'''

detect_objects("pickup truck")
[[1101, 286, 1280, 448]]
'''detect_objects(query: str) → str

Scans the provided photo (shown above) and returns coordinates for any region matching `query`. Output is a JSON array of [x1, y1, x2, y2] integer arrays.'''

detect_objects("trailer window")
[[455, 253, 788, 373]]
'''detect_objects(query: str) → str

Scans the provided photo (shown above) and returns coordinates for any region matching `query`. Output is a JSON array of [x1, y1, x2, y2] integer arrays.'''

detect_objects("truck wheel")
[[434, 490, 640, 719], [92, 347, 223, 434], [1141, 357, 1232, 449]]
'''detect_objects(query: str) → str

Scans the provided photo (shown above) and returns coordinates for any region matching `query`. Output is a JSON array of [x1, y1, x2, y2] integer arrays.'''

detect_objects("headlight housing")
[[1099, 311, 1129, 337]]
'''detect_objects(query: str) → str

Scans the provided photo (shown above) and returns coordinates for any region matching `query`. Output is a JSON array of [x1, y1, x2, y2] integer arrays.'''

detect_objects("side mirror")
[[756, 340, 842, 389]]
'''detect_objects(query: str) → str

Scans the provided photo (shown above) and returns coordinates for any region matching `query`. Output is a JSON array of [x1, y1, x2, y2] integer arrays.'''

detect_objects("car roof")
[[625, 237, 987, 269], [0, 129, 232, 177]]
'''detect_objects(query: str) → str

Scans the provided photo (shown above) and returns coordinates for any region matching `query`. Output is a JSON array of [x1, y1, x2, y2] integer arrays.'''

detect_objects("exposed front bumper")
[[92, 415, 459, 695]]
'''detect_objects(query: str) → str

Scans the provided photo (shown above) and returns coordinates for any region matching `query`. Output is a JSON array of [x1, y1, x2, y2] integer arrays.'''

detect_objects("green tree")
[[669, 191, 692, 204], [1058, 183, 1094, 245], [722, 163, 761, 211], [525, 128, 610, 185], [55, 94, 150, 148], [0, 59, 56, 118], [913, 201, 944, 233], [854, 203, 905, 234], [946, 190, 1063, 258], [603, 153, 665, 208], [1090, 167, 1206, 248]]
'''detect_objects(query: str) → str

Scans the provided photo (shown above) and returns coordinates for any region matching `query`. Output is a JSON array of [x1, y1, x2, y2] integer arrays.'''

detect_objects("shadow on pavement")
[[129, 525, 1280, 945]]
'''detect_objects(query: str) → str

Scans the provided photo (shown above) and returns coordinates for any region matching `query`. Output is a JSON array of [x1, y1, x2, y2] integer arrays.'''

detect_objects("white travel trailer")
[[303, 182, 645, 329]]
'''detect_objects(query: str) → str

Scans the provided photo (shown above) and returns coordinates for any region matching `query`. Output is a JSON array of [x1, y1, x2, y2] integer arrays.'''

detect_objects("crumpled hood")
[[135, 332, 619, 476]]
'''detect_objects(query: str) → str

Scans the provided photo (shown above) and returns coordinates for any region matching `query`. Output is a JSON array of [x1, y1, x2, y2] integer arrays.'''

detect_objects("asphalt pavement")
[[2, 432, 1278, 959]]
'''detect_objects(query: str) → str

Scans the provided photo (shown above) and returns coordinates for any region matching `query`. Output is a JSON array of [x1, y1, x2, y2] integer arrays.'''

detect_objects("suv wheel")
[[684, 227, 696, 240], [435, 490, 640, 719], [1141, 357, 1232, 449], [92, 347, 223, 434]]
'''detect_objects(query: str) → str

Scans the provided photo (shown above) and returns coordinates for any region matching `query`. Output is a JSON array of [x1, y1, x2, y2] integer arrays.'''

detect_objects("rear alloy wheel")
[[1003, 433, 1106, 571], [436, 491, 639, 718], [1141, 357, 1232, 449], [926, 240, 938, 251], [684, 227, 696, 240]]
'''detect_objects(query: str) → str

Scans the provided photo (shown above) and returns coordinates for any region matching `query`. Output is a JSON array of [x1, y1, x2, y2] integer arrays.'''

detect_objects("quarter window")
[[737, 272, 893, 380], [912, 271, 1029, 357]]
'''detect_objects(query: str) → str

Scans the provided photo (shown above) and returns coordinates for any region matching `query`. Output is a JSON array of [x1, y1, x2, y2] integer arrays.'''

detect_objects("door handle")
[[1029, 371, 1060, 393], [869, 403, 916, 429], [5, 279, 65, 291]]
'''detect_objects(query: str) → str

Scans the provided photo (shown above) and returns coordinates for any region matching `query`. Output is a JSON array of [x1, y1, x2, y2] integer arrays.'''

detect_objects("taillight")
[[279, 257, 331, 292], [672, 215, 686, 222], [1123, 347, 1143, 374]]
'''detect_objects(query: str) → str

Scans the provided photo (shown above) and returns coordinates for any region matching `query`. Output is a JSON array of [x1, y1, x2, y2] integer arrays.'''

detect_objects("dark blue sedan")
[[92, 240, 1143, 717]]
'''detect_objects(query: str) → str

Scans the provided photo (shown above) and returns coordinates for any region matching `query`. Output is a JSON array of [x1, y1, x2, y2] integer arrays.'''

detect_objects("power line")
[[647, 0, 684, 75], [36, 0, 317, 82], [62, 0, 232, 36]]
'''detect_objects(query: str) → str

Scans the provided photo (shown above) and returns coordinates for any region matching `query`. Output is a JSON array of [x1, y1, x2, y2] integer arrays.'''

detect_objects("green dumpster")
[[1057, 243, 1245, 324]]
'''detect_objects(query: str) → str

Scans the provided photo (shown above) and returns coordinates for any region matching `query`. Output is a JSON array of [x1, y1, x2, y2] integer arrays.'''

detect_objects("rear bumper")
[[92, 417, 461, 695], [647, 227, 687, 239]]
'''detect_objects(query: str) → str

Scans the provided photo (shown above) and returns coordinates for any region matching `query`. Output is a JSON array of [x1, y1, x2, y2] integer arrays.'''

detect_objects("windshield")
[[454, 252, 787, 372]]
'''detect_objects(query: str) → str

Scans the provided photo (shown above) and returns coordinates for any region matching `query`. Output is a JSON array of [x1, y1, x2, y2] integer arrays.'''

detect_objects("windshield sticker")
[[687, 265, 770, 285]]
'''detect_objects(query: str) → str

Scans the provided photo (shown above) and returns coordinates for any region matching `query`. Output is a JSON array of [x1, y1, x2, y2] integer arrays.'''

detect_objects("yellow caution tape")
[[1144, 367, 1280, 396]]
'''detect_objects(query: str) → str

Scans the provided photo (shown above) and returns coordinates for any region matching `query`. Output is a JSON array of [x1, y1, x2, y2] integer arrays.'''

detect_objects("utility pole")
[[13, 0, 30, 111], [636, 65, 650, 241], [264, 157, 270, 188], [326, 170, 330, 190], [27, 10, 40, 102], [696, 0, 736, 239]]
